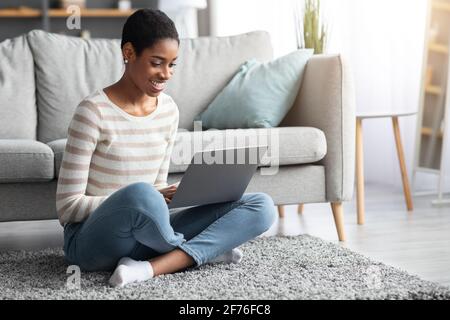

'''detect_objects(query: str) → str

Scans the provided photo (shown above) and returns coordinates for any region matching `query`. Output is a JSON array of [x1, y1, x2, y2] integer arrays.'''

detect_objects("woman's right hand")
[[158, 183, 179, 204]]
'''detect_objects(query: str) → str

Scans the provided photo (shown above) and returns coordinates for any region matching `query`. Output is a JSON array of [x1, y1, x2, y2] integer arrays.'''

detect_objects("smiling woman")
[[56, 8, 277, 289], [105, 9, 180, 108]]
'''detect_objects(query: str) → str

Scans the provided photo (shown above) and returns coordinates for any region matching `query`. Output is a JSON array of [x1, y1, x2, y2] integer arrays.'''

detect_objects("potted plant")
[[303, 0, 327, 54]]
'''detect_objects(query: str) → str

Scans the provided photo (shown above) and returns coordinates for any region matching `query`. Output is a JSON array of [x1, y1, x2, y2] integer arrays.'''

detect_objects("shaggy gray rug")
[[0, 235, 449, 300]]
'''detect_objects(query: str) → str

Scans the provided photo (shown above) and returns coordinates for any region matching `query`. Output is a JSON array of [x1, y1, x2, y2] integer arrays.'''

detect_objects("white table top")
[[356, 110, 417, 119]]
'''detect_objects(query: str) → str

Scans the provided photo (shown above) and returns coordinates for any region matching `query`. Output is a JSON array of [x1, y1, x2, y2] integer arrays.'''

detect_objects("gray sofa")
[[0, 30, 355, 241]]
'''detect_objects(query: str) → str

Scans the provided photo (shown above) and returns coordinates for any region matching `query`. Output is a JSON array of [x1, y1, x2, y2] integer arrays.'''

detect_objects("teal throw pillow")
[[195, 49, 314, 129]]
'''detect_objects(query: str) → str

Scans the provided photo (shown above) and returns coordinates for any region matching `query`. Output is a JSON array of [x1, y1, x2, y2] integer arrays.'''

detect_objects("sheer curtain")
[[323, 0, 426, 115], [321, 0, 433, 189]]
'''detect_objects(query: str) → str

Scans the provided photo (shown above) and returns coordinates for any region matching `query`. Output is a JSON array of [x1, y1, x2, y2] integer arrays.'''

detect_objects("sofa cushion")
[[46, 139, 65, 177], [168, 164, 327, 205], [51, 126, 326, 178], [0, 140, 54, 182], [165, 31, 274, 130], [27, 30, 124, 143], [195, 49, 313, 129], [169, 126, 326, 173], [0, 35, 37, 139]]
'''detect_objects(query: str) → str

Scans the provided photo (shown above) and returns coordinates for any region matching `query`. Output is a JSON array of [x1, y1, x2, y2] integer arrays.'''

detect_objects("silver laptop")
[[168, 145, 268, 209]]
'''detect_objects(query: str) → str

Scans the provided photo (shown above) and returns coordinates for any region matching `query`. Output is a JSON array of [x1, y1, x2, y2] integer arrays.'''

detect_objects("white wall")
[[159, 0, 207, 38], [209, 0, 298, 57]]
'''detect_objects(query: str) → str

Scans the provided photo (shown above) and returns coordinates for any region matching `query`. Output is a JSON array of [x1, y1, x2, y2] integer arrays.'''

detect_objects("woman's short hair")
[[121, 9, 179, 56]]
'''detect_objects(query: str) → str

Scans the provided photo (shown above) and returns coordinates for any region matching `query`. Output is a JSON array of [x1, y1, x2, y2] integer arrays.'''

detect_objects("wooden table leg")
[[392, 116, 414, 211], [356, 118, 365, 225]]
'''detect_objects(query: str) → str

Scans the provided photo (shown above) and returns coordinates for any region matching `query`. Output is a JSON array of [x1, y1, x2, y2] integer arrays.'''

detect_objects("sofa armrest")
[[280, 54, 356, 202]]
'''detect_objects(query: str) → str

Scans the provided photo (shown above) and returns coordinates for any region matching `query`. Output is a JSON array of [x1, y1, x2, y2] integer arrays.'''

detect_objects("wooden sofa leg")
[[277, 205, 285, 218], [331, 202, 346, 241], [297, 204, 304, 214]]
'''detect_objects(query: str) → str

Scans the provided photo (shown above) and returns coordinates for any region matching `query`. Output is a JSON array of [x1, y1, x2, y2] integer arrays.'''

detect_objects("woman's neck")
[[111, 74, 157, 109], [105, 74, 157, 112]]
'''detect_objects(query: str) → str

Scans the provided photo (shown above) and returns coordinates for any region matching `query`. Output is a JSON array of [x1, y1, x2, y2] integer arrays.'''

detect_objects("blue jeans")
[[63, 182, 276, 272]]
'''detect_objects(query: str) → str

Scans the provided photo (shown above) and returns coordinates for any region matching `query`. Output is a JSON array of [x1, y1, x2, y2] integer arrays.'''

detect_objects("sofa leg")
[[297, 204, 304, 214], [356, 117, 365, 225], [330, 202, 346, 241], [277, 205, 285, 218]]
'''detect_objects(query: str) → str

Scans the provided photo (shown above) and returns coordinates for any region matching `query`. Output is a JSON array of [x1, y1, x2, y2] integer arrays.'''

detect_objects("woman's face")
[[124, 38, 179, 97]]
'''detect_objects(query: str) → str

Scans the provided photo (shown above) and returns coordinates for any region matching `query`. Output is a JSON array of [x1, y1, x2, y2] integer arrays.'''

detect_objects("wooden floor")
[[1, 182, 449, 287]]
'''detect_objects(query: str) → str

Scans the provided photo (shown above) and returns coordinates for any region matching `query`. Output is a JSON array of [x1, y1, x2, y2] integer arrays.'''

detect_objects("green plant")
[[303, 0, 327, 54]]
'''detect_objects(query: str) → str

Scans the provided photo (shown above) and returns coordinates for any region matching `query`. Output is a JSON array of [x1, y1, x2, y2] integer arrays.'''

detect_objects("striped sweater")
[[56, 89, 179, 226]]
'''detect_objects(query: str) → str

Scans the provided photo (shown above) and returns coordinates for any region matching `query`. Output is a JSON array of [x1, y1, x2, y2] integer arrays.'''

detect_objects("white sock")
[[209, 248, 243, 264], [109, 257, 154, 288]]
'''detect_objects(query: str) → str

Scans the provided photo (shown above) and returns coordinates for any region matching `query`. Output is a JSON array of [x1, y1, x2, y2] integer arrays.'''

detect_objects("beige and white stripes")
[[56, 89, 179, 226]]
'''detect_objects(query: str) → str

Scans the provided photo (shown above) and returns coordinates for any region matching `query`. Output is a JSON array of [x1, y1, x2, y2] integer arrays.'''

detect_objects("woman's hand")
[[158, 183, 179, 204]]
